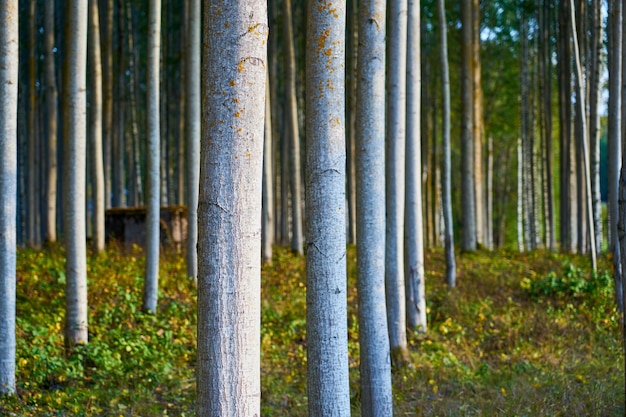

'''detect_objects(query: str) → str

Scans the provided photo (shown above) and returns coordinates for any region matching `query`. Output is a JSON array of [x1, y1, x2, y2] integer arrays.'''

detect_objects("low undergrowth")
[[0, 245, 622, 416]]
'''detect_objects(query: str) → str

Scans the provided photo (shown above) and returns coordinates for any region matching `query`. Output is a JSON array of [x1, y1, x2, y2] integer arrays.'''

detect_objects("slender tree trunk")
[[143, 0, 161, 313], [27, 0, 40, 248], [487, 135, 493, 250], [386, 0, 410, 365], [558, 0, 572, 252], [100, 0, 113, 209], [186, 0, 200, 281], [518, 137, 525, 252], [44, 0, 58, 244], [126, 3, 142, 206], [405, 0, 426, 332], [346, 0, 358, 246], [196, 2, 266, 414], [461, 0, 476, 251], [89, 0, 105, 253], [570, 0, 596, 271], [438, 0, 456, 288], [0, 0, 18, 394], [262, 77, 274, 265], [588, 0, 602, 255], [305, 1, 350, 414], [472, 0, 484, 248], [283, 0, 303, 255], [541, 0, 555, 250], [63, 0, 89, 348], [355, 1, 393, 413], [609, 0, 623, 311], [114, 0, 126, 208]]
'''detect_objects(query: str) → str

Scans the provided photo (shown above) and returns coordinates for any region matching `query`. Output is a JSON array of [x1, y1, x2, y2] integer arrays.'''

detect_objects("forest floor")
[[0, 244, 623, 416]]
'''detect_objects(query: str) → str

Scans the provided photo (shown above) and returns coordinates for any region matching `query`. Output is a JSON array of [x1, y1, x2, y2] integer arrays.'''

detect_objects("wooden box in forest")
[[105, 206, 188, 252]]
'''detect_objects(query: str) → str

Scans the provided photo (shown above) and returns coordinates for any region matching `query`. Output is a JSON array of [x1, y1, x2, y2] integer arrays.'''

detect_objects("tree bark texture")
[[89, 0, 105, 253], [186, 0, 200, 281], [44, 0, 58, 243], [305, 1, 351, 414], [196, 1, 267, 415], [63, 0, 89, 347], [385, 0, 410, 363], [438, 0, 456, 287], [356, 1, 394, 414], [405, 0, 426, 332], [144, 0, 161, 313], [0, 0, 18, 394], [262, 77, 274, 265]]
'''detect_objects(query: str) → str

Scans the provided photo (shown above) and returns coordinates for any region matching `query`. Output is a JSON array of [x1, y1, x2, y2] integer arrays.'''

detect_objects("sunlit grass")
[[0, 245, 622, 416]]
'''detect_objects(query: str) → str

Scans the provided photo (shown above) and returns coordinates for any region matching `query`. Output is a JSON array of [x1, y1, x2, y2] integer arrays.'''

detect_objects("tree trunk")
[[609, 0, 623, 311], [27, 0, 40, 248], [44, 0, 58, 244], [143, 0, 161, 313], [0, 0, 19, 393], [385, 0, 410, 365], [588, 0, 602, 255], [570, 0, 596, 271], [461, 0, 476, 251], [346, 0, 358, 246], [405, 0, 426, 332], [89, 0, 105, 253], [558, 0, 573, 252], [196, 2, 267, 415], [438, 0, 456, 288], [355, 1, 393, 413], [472, 0, 484, 248], [283, 0, 303, 255], [114, 0, 126, 208], [63, 0, 89, 348], [305, 1, 350, 414], [100, 0, 113, 209], [186, 0, 200, 281], [518, 137, 524, 252], [262, 77, 274, 265]]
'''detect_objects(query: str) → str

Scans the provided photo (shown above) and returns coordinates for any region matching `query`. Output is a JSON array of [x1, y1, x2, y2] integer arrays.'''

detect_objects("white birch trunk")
[[63, 0, 89, 347], [196, 1, 267, 415], [570, 0, 597, 271], [0, 0, 18, 394], [89, 0, 105, 253], [305, 1, 350, 414], [385, 0, 410, 363], [143, 0, 161, 313], [589, 0, 603, 255], [186, 0, 200, 282], [356, 0, 393, 414], [405, 0, 426, 332], [438, 0, 456, 288]]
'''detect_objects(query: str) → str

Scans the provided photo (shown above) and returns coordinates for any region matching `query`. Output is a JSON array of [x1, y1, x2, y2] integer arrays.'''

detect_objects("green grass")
[[0, 245, 623, 416]]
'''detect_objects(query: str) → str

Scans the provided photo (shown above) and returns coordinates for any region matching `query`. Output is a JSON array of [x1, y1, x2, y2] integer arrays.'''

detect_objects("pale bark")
[[44, 0, 58, 243], [63, 0, 89, 347], [385, 0, 410, 364], [355, 1, 393, 413], [196, 1, 266, 415], [186, 0, 200, 281], [283, 0, 303, 255], [405, 0, 426, 332], [438, 0, 455, 288], [305, 1, 350, 414], [262, 77, 274, 265], [487, 135, 493, 250], [589, 0, 602, 255], [89, 0, 105, 253], [609, 0, 622, 311], [461, 0, 476, 251], [0, 0, 18, 394], [143, 0, 161, 313], [570, 0, 596, 271]]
